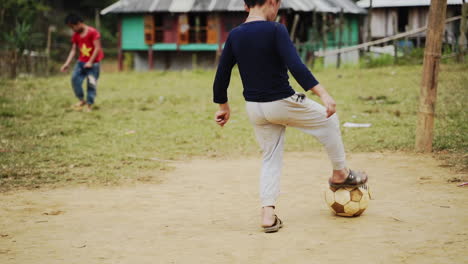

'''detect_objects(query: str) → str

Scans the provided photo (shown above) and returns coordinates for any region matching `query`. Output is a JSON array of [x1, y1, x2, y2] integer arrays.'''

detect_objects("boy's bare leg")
[[261, 206, 276, 227]]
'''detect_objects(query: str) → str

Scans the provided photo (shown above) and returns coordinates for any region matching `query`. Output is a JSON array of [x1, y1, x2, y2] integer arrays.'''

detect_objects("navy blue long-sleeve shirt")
[[213, 21, 319, 104]]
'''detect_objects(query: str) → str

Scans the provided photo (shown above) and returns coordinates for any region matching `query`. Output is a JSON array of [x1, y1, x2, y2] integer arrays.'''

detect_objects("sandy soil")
[[0, 152, 467, 264]]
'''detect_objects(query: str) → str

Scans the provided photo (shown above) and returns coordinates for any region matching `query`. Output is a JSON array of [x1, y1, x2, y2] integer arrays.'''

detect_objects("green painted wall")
[[179, 44, 219, 51], [121, 15, 218, 51], [122, 15, 148, 50], [121, 14, 361, 53], [332, 16, 360, 47], [305, 15, 361, 51]]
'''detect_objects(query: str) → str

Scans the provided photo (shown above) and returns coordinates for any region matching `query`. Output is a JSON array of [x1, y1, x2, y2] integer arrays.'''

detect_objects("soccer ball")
[[324, 185, 370, 217]]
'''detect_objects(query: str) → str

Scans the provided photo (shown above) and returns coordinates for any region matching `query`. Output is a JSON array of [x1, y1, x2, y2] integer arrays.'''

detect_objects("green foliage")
[[0, 65, 466, 190], [360, 53, 395, 68], [2, 22, 43, 52], [0, 0, 50, 30]]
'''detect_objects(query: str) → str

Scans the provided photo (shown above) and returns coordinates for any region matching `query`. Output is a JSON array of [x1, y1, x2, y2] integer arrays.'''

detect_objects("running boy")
[[61, 14, 104, 112], [213, 0, 368, 233]]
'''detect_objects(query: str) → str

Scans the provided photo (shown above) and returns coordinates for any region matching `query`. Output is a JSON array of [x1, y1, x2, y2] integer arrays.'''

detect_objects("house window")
[[144, 14, 172, 44], [188, 14, 208, 43], [154, 15, 164, 43]]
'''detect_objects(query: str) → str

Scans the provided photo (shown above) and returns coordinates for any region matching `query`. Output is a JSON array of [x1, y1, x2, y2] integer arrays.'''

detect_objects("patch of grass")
[[0, 64, 466, 190]]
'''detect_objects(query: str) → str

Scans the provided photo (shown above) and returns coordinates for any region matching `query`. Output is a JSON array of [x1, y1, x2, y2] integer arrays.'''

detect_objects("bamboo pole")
[[148, 47, 154, 70], [393, 13, 398, 64], [290, 14, 300, 41], [117, 17, 123, 71], [415, 0, 448, 152], [215, 14, 222, 66], [367, 0, 373, 51], [307, 9, 317, 68], [322, 13, 328, 52], [316, 15, 461, 57], [95, 9, 101, 31], [337, 9, 344, 68], [458, 0, 467, 62]]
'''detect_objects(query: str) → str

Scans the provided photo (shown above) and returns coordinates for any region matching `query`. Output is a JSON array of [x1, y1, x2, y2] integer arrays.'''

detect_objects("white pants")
[[246, 93, 346, 207]]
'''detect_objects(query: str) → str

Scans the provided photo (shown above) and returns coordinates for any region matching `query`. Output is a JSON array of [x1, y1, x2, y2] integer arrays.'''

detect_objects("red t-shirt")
[[72, 26, 104, 63]]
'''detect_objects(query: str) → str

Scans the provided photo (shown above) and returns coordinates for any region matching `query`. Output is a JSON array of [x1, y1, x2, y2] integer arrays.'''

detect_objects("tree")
[[0, 0, 49, 78]]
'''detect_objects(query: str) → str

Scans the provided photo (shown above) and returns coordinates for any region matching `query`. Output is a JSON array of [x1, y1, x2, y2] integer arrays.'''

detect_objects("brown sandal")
[[263, 215, 283, 233], [329, 169, 368, 188]]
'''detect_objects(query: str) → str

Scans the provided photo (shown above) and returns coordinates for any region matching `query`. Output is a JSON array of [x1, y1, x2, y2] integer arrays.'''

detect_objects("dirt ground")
[[0, 152, 467, 264]]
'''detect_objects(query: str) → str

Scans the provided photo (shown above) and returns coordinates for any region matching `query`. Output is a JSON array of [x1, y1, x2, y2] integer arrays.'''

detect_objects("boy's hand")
[[84, 62, 93, 68], [60, 64, 69, 72], [309, 84, 337, 118], [320, 93, 336, 118], [215, 103, 230, 127]]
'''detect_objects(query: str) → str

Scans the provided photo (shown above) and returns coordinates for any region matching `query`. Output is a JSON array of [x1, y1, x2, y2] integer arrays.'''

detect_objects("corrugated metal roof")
[[333, 0, 368, 13], [357, 0, 463, 8], [192, 0, 213, 11], [102, 0, 366, 15], [152, 0, 173, 12], [227, 0, 246, 11], [169, 0, 196, 12]]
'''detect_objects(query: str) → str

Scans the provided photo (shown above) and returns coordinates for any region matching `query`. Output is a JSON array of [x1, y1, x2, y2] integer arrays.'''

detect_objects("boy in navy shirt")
[[213, 0, 367, 233]]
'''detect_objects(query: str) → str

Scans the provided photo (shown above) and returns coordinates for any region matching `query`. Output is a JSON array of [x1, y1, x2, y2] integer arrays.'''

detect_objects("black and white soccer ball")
[[324, 185, 370, 217]]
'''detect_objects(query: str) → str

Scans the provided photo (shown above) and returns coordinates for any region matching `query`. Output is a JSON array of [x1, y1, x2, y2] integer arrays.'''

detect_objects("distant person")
[[212, 0, 368, 233], [60, 14, 104, 112]]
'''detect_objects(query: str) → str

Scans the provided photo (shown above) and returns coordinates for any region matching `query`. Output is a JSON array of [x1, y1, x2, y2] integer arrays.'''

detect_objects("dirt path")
[[0, 152, 467, 264]]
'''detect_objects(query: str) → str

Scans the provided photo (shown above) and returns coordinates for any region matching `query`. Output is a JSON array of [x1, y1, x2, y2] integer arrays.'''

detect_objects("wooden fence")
[[0, 51, 49, 78]]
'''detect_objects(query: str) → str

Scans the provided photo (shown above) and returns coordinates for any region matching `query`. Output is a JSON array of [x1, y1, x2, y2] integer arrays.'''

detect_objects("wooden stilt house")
[[101, 0, 366, 71], [357, 0, 464, 47]]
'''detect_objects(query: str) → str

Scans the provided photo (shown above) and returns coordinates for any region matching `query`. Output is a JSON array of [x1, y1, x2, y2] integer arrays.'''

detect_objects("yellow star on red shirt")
[[80, 44, 92, 57]]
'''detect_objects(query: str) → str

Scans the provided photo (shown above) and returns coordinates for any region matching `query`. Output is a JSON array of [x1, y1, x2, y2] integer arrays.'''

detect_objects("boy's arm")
[[213, 36, 236, 127], [84, 38, 102, 68], [275, 24, 336, 118], [309, 84, 337, 118], [60, 43, 77, 72]]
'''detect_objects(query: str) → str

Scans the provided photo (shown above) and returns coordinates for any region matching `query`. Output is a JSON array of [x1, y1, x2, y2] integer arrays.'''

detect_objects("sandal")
[[329, 169, 368, 188], [263, 215, 283, 233]]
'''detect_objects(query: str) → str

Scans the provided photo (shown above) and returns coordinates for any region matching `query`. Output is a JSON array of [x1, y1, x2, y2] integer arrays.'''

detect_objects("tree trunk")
[[9, 50, 18, 79]]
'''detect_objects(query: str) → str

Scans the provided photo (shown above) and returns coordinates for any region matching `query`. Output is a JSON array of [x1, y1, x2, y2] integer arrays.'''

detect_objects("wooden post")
[[308, 9, 318, 68], [337, 9, 344, 68], [322, 13, 328, 52], [404, 25, 410, 56], [148, 47, 154, 70], [415, 0, 448, 152], [95, 9, 101, 31], [367, 0, 373, 51], [290, 14, 300, 41], [393, 14, 398, 64], [215, 14, 222, 66], [195, 15, 200, 43], [117, 17, 123, 71], [46, 25, 55, 76], [457, 0, 467, 62], [192, 53, 198, 70]]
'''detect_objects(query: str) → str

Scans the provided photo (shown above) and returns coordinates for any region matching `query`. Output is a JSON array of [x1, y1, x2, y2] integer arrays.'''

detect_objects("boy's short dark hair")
[[244, 0, 280, 8], [64, 14, 83, 25], [244, 0, 268, 8]]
